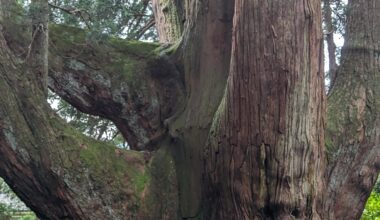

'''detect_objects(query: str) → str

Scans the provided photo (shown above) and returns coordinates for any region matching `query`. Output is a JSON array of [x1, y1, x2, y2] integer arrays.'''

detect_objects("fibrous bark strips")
[[0, 0, 379, 219]]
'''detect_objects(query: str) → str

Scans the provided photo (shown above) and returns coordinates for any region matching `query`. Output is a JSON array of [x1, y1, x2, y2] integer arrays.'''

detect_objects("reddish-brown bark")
[[204, 0, 325, 219], [0, 0, 379, 219]]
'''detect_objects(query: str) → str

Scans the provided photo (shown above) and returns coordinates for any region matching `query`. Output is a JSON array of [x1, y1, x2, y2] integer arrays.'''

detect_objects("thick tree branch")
[[325, 0, 380, 219], [0, 29, 152, 219], [1, 2, 186, 152], [158, 0, 235, 217], [0, 10, 184, 216], [4, 0, 378, 219], [48, 25, 185, 151]]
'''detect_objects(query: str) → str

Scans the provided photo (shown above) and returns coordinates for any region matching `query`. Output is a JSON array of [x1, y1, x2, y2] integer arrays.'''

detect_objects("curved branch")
[[0, 29, 152, 219], [325, 1, 380, 219], [152, 1, 235, 217], [48, 25, 185, 151]]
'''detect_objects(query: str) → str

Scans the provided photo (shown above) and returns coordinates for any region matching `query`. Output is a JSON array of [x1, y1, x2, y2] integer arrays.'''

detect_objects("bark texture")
[[324, 0, 380, 219], [48, 25, 185, 151], [152, 0, 183, 43], [28, 0, 49, 96], [0, 30, 150, 219], [0, 3, 179, 219], [166, 0, 235, 217], [205, 0, 325, 219], [0, 0, 379, 219]]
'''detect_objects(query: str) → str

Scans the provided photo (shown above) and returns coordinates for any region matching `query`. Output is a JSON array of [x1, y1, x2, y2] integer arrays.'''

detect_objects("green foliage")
[[0, 203, 12, 220], [19, 214, 37, 220], [48, 92, 128, 148], [362, 191, 380, 220], [374, 178, 380, 194], [49, 0, 157, 41], [330, 0, 347, 36], [0, 178, 37, 219], [0, 178, 27, 210], [0, 178, 12, 195]]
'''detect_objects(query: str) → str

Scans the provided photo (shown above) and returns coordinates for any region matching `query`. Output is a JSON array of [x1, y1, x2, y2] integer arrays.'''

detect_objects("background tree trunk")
[[27, 0, 49, 96], [323, 0, 338, 92]]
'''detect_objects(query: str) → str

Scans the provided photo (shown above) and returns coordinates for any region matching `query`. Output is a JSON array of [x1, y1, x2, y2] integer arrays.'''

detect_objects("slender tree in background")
[[323, 0, 338, 91], [0, 0, 379, 220]]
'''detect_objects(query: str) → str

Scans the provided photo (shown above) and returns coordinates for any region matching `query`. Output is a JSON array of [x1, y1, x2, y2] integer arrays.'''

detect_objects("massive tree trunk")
[[0, 0, 378, 219], [204, 0, 325, 219]]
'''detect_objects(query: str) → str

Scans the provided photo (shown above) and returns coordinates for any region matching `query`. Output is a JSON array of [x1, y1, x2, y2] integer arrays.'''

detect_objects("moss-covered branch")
[[48, 24, 185, 151], [0, 29, 178, 218]]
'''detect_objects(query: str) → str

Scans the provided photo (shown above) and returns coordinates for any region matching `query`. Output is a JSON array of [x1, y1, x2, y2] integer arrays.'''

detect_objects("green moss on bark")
[[49, 24, 160, 88], [139, 143, 178, 219], [47, 115, 150, 217]]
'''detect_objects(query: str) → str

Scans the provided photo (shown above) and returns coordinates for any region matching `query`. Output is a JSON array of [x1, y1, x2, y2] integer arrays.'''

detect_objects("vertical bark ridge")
[[165, 0, 235, 218], [325, 0, 380, 219], [28, 0, 49, 97], [0, 32, 85, 219], [205, 0, 325, 219], [152, 0, 184, 43]]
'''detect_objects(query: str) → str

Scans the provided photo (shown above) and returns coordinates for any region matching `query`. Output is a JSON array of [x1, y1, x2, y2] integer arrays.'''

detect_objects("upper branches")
[[49, 0, 157, 40]]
